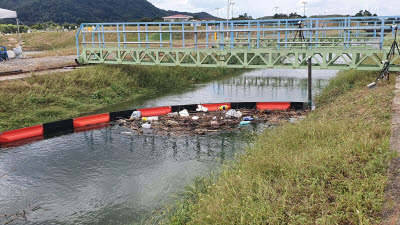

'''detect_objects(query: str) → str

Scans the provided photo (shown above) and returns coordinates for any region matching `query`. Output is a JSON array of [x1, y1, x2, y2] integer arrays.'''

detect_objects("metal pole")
[[302, 1, 307, 17], [16, 18, 22, 47], [231, 2, 235, 19], [274, 7, 279, 15], [227, 0, 230, 21], [308, 57, 312, 108]]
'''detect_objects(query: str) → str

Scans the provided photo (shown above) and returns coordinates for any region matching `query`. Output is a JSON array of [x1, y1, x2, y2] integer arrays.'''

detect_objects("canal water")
[[0, 69, 337, 225]]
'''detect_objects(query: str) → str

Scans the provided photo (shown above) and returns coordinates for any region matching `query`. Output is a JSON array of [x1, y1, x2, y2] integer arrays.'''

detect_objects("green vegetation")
[[0, 24, 28, 34], [0, 65, 243, 131], [157, 70, 396, 224]]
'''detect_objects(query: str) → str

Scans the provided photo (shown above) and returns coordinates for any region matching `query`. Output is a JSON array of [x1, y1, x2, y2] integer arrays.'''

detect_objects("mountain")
[[0, 0, 216, 24]]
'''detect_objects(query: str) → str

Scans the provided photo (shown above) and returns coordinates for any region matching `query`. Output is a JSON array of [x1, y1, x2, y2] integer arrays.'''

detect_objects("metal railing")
[[76, 16, 400, 57]]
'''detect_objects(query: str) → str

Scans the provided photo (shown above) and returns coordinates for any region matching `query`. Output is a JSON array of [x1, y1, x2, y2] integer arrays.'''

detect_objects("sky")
[[148, 0, 400, 19]]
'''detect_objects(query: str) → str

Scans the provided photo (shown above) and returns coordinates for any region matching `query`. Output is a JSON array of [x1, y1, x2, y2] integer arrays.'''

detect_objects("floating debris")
[[116, 109, 308, 136]]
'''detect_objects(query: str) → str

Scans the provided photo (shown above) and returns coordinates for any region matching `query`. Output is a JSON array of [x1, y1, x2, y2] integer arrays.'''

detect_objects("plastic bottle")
[[130, 111, 141, 119], [141, 123, 151, 129], [243, 117, 254, 121], [218, 105, 229, 110], [142, 117, 159, 122], [240, 121, 252, 126]]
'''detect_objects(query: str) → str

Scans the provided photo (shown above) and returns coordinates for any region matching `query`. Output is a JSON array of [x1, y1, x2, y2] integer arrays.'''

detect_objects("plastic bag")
[[179, 109, 189, 117]]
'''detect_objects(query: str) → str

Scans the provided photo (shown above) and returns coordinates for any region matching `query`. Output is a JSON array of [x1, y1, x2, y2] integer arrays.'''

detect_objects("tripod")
[[375, 26, 400, 82], [291, 22, 305, 50]]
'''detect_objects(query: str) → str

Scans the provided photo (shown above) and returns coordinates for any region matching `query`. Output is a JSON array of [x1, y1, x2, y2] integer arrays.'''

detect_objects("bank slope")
[[163, 70, 396, 224]]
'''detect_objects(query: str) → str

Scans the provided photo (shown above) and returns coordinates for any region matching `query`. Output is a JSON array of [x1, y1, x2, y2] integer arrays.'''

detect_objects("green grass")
[[156, 70, 396, 224], [0, 65, 243, 131]]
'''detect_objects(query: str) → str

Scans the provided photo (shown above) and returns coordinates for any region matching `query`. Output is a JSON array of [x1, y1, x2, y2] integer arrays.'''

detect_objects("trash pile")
[[116, 105, 307, 136]]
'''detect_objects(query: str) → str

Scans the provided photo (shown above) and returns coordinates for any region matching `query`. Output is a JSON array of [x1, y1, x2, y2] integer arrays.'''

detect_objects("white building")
[[163, 14, 193, 22]]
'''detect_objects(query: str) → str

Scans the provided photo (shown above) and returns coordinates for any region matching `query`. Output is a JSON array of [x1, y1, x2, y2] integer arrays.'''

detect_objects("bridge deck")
[[76, 16, 400, 71]]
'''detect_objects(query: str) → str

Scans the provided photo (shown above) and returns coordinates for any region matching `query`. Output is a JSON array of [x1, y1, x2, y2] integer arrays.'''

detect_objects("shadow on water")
[[0, 68, 337, 224]]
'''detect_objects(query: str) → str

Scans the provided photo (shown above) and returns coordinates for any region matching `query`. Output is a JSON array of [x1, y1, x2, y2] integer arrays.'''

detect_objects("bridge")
[[75, 16, 400, 71]]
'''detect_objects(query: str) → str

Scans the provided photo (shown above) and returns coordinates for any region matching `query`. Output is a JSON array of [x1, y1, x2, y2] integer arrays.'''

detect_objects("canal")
[[0, 69, 337, 224]]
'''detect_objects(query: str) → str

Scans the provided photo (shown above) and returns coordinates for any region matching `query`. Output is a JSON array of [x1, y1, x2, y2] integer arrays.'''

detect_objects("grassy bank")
[[159, 70, 396, 224], [0, 65, 243, 131]]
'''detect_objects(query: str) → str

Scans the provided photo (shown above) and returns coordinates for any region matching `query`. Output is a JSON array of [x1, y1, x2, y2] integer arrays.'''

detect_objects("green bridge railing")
[[76, 16, 400, 71]]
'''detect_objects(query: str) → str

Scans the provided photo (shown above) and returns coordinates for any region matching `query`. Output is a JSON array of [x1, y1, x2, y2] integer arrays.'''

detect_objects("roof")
[[163, 14, 193, 19], [0, 8, 17, 19]]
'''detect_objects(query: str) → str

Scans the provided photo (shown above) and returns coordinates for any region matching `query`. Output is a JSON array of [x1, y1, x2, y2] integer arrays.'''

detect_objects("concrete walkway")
[[386, 76, 400, 224]]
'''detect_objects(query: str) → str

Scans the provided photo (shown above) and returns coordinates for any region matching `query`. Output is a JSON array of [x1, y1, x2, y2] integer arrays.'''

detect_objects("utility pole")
[[216, 8, 220, 18], [230, 2, 235, 19], [302, 1, 307, 17], [274, 6, 279, 15]]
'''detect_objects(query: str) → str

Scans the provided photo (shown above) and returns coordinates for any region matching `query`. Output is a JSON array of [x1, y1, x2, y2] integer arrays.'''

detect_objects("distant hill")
[[0, 0, 216, 24]]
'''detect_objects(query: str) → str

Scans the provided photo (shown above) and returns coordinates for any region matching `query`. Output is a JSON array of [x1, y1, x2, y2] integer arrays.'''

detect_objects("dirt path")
[[0, 55, 76, 73], [385, 76, 400, 224], [0, 55, 77, 81]]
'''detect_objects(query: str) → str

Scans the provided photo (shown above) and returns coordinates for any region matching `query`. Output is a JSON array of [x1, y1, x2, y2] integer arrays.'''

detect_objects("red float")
[[202, 103, 231, 111], [139, 107, 172, 117], [257, 102, 291, 110], [0, 125, 44, 144], [73, 113, 110, 128]]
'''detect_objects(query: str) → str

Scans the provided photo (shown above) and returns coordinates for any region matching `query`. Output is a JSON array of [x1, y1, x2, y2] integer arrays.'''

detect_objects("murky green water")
[[0, 69, 336, 224]]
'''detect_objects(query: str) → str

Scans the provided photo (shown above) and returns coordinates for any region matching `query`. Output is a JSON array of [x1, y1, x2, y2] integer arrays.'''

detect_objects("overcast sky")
[[148, 0, 400, 19]]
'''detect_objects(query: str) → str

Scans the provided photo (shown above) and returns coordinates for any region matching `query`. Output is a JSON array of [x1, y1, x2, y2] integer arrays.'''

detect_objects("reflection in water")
[[127, 68, 337, 110], [0, 126, 252, 225], [0, 69, 336, 225]]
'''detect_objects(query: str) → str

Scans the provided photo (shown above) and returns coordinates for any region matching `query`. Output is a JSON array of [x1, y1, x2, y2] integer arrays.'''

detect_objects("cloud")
[[148, 0, 400, 18]]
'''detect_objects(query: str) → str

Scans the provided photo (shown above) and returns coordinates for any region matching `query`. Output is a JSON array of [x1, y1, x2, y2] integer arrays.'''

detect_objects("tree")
[[274, 13, 288, 19], [355, 10, 375, 17], [31, 23, 44, 30], [289, 12, 302, 18]]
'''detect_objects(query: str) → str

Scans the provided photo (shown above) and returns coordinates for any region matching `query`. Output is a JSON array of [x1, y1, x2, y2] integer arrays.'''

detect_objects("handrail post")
[[123, 24, 127, 48], [277, 21, 281, 50], [206, 23, 209, 49], [182, 23, 185, 48], [220, 22, 224, 50], [380, 18, 385, 49], [315, 19, 319, 48], [76, 25, 83, 57], [146, 24, 149, 49], [257, 21, 260, 49], [101, 24, 105, 48], [169, 23, 172, 49], [117, 24, 121, 48], [308, 57, 312, 109], [82, 25, 86, 49], [284, 21, 288, 49], [160, 24, 163, 48], [138, 25, 141, 48], [195, 22, 198, 50], [231, 21, 234, 49], [247, 21, 251, 50]]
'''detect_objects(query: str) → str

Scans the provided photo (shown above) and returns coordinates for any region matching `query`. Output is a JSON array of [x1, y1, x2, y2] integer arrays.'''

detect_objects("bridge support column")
[[308, 57, 312, 109]]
